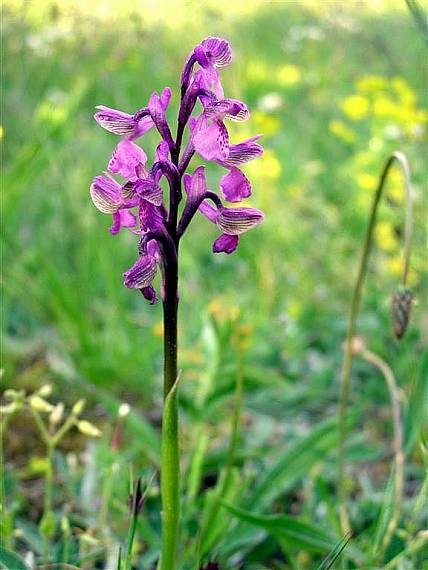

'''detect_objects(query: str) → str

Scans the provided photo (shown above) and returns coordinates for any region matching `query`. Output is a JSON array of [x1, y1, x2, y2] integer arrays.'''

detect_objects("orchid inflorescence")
[[90, 36, 264, 304]]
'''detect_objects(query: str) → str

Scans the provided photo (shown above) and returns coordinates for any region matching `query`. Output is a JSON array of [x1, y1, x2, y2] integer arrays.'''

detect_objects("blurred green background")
[[2, 0, 428, 567]]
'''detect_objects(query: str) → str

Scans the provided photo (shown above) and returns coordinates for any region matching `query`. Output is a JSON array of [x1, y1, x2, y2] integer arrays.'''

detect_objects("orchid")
[[90, 36, 263, 569]]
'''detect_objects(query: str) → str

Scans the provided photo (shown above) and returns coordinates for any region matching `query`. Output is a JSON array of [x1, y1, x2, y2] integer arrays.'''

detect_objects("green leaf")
[[317, 532, 352, 570], [116, 545, 123, 570], [404, 350, 428, 454], [371, 469, 395, 559], [0, 547, 30, 570], [222, 502, 336, 553], [249, 415, 356, 508]]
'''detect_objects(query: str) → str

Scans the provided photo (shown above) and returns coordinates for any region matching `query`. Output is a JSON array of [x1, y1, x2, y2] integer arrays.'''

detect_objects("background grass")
[[2, 1, 428, 568]]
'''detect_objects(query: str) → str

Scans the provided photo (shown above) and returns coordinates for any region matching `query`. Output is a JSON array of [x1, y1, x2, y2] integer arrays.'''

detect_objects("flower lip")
[[217, 206, 264, 235], [213, 233, 239, 254], [123, 255, 157, 289], [90, 174, 122, 213], [94, 106, 136, 136], [200, 37, 232, 67], [204, 99, 249, 122], [219, 135, 264, 168]]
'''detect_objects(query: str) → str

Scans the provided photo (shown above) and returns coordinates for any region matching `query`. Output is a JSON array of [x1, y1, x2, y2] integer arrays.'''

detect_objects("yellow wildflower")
[[356, 75, 387, 93], [342, 95, 369, 121], [329, 120, 356, 144], [375, 221, 397, 252], [357, 173, 377, 191], [391, 77, 416, 107], [387, 255, 403, 278], [373, 96, 397, 118], [276, 64, 302, 86]]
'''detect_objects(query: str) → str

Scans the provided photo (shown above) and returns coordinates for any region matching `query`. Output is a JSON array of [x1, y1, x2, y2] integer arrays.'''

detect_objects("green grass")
[[2, 1, 427, 568]]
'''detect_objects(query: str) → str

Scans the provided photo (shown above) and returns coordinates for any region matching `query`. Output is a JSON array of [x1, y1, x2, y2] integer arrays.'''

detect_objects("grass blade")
[[317, 531, 352, 570]]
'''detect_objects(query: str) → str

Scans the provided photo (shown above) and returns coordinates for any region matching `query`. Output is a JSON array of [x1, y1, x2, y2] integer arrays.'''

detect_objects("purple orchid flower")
[[90, 36, 264, 304], [90, 37, 266, 569]]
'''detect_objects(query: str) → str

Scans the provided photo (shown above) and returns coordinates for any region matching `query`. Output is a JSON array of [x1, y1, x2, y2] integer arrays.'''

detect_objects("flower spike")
[[91, 35, 264, 302]]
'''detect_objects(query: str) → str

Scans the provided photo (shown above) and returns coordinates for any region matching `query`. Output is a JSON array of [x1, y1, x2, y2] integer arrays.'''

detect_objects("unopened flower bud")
[[72, 399, 86, 416], [49, 402, 64, 425], [129, 477, 144, 517], [0, 402, 17, 415], [36, 384, 53, 398], [29, 396, 54, 413], [4, 389, 19, 401], [392, 287, 414, 340], [77, 420, 101, 437]]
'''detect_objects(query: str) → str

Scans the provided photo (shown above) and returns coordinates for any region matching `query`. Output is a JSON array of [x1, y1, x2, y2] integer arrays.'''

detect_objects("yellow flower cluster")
[[329, 120, 356, 143], [375, 221, 398, 252], [341, 74, 427, 136]]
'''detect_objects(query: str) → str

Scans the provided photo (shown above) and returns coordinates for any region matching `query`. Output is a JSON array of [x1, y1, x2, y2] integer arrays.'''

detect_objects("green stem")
[[124, 512, 139, 570], [159, 259, 180, 570], [361, 350, 404, 559], [337, 151, 413, 534], [0, 417, 13, 550], [42, 442, 55, 562]]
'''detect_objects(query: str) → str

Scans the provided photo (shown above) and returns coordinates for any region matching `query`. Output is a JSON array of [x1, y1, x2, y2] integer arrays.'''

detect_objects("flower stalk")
[[337, 151, 414, 534], [360, 349, 404, 560], [90, 37, 264, 567]]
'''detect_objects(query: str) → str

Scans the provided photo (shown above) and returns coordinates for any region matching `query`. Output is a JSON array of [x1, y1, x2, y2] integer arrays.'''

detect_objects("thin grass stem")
[[361, 350, 404, 559], [337, 151, 413, 534]]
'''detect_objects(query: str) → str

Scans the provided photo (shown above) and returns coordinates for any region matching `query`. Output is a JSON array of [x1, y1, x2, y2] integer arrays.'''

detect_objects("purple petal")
[[201, 66, 224, 99], [139, 201, 164, 231], [160, 87, 172, 110], [110, 208, 137, 235], [147, 239, 159, 258], [108, 140, 147, 179], [220, 167, 252, 202], [94, 105, 135, 136], [199, 200, 219, 223], [200, 37, 232, 67], [204, 99, 249, 122], [90, 174, 122, 213], [156, 140, 170, 162], [123, 255, 157, 289], [181, 51, 197, 91], [141, 285, 158, 304], [192, 117, 229, 162], [183, 166, 207, 201], [134, 179, 164, 206], [148, 89, 174, 147], [213, 233, 239, 254], [220, 136, 263, 167], [131, 115, 155, 140], [194, 44, 210, 68], [217, 206, 264, 235]]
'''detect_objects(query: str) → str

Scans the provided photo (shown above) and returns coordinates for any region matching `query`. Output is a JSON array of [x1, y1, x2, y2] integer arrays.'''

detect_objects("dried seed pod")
[[392, 287, 414, 339]]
